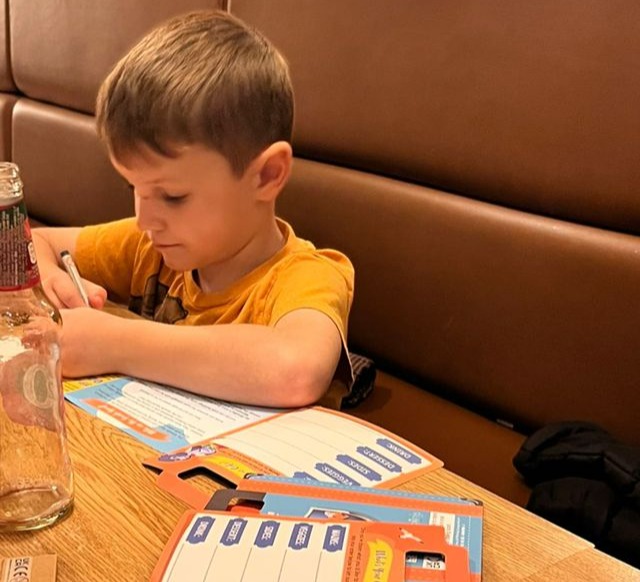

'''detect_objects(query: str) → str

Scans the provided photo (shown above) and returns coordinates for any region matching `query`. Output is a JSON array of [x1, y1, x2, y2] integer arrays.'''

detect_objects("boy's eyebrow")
[[144, 176, 173, 185], [112, 160, 173, 187], [121, 176, 176, 188]]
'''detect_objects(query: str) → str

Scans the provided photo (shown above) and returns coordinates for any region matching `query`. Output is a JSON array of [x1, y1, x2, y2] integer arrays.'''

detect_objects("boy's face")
[[111, 144, 271, 282]]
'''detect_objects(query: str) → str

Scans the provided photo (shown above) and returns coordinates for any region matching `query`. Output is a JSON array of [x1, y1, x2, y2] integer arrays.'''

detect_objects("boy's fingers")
[[48, 274, 106, 309], [85, 281, 108, 309], [49, 276, 86, 308], [42, 277, 64, 309], [41, 279, 64, 309], [40, 273, 76, 309]]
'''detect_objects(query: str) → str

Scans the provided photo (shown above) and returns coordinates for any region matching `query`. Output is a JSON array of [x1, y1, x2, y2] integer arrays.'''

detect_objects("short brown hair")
[[96, 10, 294, 176]]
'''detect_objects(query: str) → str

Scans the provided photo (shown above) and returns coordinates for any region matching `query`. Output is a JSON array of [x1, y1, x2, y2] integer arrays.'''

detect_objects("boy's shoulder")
[[274, 219, 354, 282]]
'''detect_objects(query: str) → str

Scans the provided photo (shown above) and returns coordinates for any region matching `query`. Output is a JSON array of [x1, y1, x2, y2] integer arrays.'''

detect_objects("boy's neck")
[[195, 218, 285, 293]]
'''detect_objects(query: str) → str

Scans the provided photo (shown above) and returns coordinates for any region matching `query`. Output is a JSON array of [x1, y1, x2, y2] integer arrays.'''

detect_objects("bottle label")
[[0, 200, 40, 290], [0, 345, 59, 432]]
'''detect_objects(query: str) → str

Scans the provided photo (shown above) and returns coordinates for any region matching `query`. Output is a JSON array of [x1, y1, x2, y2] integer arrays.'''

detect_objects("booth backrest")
[[1, 1, 638, 451], [237, 1, 640, 447]]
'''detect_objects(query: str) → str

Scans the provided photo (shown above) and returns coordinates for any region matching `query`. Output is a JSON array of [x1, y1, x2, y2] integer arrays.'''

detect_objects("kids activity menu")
[[64, 375, 443, 492]]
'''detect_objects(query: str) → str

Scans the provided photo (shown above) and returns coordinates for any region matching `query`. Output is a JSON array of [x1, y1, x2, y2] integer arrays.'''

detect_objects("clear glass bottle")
[[0, 161, 73, 531]]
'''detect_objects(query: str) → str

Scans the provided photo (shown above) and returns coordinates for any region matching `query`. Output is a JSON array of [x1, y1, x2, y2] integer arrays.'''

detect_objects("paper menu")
[[63, 375, 280, 452], [150, 511, 471, 582], [144, 407, 443, 504], [209, 476, 483, 581]]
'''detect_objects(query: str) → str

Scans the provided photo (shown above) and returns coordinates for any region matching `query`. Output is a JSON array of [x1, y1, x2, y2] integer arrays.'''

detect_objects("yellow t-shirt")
[[74, 217, 355, 407]]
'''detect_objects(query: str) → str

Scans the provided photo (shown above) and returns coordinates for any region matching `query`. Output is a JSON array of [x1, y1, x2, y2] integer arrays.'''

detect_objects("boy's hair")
[[96, 10, 294, 176]]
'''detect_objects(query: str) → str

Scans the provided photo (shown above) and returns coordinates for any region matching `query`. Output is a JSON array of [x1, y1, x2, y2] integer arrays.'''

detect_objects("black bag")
[[513, 421, 640, 569]]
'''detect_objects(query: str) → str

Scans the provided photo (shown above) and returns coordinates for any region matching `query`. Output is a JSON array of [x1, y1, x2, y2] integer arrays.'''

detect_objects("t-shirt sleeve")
[[268, 251, 354, 338], [267, 251, 355, 406], [74, 217, 144, 303]]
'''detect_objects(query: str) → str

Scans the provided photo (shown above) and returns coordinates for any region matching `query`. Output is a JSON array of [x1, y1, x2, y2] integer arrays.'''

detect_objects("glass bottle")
[[0, 161, 73, 531]]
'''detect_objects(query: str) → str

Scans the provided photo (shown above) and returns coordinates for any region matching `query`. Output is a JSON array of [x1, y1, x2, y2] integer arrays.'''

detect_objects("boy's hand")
[[59, 307, 119, 377], [42, 270, 108, 309]]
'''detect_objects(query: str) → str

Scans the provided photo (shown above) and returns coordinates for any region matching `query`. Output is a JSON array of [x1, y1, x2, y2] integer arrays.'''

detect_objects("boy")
[[33, 10, 354, 409]]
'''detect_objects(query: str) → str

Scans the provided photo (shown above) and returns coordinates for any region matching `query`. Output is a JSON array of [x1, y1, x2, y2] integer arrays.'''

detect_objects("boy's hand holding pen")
[[60, 251, 90, 306], [56, 250, 107, 309]]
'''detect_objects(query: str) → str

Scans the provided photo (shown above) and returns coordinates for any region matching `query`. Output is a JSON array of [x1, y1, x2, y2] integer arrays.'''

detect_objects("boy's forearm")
[[107, 318, 333, 408]]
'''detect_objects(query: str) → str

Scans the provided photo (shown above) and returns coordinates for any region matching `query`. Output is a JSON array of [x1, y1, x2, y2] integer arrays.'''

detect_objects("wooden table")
[[1, 405, 639, 581]]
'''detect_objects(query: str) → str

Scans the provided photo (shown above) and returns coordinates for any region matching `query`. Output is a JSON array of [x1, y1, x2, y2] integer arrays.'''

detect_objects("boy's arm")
[[60, 307, 342, 408], [32, 228, 107, 308]]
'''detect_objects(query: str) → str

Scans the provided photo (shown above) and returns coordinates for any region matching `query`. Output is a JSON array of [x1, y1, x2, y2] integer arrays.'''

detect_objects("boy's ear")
[[251, 141, 293, 201]]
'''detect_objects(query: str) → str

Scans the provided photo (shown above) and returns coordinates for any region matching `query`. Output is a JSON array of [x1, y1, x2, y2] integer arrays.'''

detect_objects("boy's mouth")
[[154, 244, 182, 255], [153, 241, 179, 249]]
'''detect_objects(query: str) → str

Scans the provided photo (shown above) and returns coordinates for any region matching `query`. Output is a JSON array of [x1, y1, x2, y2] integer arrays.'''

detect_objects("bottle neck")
[[0, 198, 41, 291]]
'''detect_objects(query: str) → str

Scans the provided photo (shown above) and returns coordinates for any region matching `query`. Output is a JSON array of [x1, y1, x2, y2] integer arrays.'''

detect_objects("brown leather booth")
[[2, 1, 639, 506]]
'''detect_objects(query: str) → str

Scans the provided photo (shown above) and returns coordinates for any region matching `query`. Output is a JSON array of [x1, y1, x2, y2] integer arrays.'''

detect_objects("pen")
[[60, 250, 90, 306]]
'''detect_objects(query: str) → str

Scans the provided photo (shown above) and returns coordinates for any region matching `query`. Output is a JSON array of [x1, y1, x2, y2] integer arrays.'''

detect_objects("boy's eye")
[[162, 193, 188, 205]]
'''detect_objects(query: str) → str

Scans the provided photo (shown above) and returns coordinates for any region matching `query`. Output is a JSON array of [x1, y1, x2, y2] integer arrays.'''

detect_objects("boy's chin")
[[159, 253, 193, 273]]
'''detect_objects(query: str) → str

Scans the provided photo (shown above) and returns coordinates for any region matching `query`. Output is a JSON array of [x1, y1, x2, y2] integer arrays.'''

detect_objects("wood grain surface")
[[1, 404, 638, 580], [522, 548, 640, 582]]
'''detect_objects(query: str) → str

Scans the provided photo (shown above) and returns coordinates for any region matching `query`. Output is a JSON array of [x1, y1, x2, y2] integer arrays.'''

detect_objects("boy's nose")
[[135, 197, 163, 232]]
